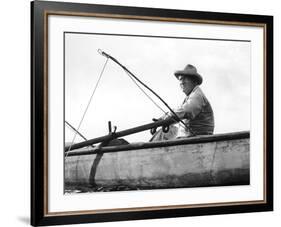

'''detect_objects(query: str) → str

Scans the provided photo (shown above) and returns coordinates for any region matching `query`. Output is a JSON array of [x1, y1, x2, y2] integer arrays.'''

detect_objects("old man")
[[150, 64, 214, 141]]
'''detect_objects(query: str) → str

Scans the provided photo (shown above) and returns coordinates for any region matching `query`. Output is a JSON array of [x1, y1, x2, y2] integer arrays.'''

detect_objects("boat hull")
[[65, 132, 250, 190]]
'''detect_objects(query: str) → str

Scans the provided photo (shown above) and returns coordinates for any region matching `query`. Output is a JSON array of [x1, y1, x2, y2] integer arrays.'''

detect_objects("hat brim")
[[174, 71, 203, 85]]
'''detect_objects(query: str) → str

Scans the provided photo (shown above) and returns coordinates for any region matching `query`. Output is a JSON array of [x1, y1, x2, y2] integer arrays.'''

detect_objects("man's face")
[[178, 75, 196, 95]]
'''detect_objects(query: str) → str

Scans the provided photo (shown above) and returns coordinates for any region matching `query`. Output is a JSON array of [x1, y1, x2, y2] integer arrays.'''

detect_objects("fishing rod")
[[65, 50, 189, 153], [97, 49, 188, 130]]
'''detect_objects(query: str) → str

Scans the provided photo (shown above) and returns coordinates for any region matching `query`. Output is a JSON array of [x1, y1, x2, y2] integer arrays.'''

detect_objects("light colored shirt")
[[174, 86, 214, 137]]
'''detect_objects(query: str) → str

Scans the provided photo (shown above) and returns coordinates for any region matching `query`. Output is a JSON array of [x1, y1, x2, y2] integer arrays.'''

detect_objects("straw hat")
[[174, 64, 203, 85]]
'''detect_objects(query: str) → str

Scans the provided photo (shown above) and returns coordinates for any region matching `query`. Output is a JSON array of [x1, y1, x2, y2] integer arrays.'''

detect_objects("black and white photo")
[[64, 32, 251, 192]]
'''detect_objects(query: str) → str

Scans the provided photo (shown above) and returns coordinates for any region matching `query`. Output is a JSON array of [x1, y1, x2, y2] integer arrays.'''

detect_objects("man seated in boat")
[[150, 64, 214, 141]]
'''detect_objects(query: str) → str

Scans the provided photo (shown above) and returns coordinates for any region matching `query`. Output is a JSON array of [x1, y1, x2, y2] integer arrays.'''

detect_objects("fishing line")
[[65, 120, 88, 141], [124, 70, 167, 114], [65, 57, 109, 156], [124, 68, 188, 131], [124, 71, 188, 131]]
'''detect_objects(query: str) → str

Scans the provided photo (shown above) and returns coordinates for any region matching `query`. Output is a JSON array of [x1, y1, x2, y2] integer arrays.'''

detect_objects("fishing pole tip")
[[97, 49, 110, 58], [97, 49, 104, 55]]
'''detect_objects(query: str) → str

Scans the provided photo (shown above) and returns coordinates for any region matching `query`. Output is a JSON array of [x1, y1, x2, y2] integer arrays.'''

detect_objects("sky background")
[[65, 33, 251, 143]]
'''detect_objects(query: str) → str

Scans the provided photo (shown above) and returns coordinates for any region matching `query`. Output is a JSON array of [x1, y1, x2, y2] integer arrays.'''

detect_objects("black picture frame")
[[31, 0, 273, 226]]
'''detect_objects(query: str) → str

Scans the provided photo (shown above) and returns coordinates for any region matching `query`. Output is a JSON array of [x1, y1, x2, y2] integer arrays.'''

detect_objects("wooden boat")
[[65, 131, 250, 190]]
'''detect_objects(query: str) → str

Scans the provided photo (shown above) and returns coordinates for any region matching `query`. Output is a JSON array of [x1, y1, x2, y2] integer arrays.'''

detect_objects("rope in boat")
[[65, 57, 109, 156]]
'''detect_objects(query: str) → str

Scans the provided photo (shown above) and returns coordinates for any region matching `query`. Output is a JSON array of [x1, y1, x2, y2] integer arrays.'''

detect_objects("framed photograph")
[[31, 0, 273, 226]]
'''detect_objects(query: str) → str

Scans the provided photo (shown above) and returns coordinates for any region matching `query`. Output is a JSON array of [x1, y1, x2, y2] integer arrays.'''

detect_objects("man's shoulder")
[[190, 86, 210, 104], [191, 86, 204, 97]]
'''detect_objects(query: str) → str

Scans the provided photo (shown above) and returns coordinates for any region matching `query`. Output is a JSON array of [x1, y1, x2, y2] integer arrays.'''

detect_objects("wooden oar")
[[64, 118, 176, 152]]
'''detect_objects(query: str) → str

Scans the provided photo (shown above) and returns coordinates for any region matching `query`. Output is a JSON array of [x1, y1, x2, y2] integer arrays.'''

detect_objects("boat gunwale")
[[66, 131, 250, 157]]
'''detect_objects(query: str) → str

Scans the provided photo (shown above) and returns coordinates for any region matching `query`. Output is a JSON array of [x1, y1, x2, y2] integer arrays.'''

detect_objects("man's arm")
[[165, 89, 205, 120]]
